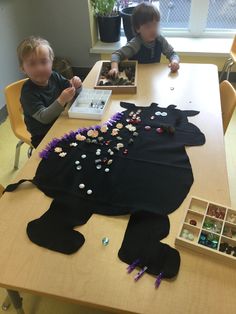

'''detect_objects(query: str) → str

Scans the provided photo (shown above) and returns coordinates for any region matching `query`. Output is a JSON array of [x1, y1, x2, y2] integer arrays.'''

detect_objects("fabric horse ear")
[[120, 102, 136, 110], [183, 110, 200, 117], [118, 211, 180, 279], [167, 104, 177, 109]]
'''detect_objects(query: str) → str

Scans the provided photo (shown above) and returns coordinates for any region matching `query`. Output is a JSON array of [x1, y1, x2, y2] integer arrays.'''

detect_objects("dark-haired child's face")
[[21, 45, 53, 86], [136, 19, 159, 43]]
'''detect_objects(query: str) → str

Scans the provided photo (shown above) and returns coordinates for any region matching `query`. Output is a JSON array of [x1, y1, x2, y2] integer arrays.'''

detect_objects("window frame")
[[126, 0, 236, 38]]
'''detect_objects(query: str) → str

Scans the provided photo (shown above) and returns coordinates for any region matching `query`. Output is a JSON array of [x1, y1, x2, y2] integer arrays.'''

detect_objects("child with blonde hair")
[[17, 36, 82, 148]]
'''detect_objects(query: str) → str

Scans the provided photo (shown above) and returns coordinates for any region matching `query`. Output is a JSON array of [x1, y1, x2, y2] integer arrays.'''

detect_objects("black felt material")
[[5, 102, 204, 279], [27, 197, 92, 254], [118, 211, 180, 277], [4, 179, 32, 192], [29, 102, 205, 216]]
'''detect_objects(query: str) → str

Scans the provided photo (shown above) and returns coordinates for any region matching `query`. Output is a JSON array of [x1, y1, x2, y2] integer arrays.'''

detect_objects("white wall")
[[30, 0, 99, 67], [0, 0, 99, 109], [0, 0, 33, 109]]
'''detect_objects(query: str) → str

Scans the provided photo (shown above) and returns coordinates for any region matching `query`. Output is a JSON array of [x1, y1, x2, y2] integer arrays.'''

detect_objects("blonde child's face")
[[21, 45, 53, 86], [136, 19, 159, 43]]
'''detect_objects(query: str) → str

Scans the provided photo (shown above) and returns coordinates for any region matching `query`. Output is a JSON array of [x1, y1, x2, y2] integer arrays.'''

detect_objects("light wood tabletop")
[[0, 62, 233, 314]]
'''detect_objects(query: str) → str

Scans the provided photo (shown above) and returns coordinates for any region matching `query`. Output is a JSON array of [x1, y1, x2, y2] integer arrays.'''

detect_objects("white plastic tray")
[[68, 88, 112, 120]]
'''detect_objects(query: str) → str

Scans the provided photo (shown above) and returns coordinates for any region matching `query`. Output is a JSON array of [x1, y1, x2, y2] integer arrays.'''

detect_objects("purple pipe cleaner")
[[39, 111, 124, 159], [127, 259, 140, 274], [155, 272, 163, 288], [134, 266, 148, 281]]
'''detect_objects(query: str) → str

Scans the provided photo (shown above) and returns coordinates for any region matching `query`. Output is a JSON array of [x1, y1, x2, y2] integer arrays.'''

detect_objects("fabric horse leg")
[[118, 211, 180, 278], [27, 197, 92, 254]]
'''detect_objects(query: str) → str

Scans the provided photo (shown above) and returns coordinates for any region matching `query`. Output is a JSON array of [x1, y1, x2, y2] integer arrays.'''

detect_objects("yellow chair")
[[220, 35, 236, 82], [4, 78, 33, 169], [0, 184, 4, 197], [220, 80, 236, 134]]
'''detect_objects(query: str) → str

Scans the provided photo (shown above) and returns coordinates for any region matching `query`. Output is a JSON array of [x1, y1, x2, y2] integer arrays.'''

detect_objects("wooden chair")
[[220, 80, 236, 133], [220, 35, 236, 82], [4, 78, 33, 169]]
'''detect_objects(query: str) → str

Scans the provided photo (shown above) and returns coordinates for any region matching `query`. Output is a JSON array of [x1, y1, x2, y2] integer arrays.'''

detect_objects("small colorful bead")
[[189, 219, 197, 226], [70, 142, 78, 147], [156, 128, 164, 134], [54, 147, 62, 153], [111, 128, 119, 136], [76, 134, 86, 141], [101, 125, 108, 133], [102, 237, 109, 246], [59, 152, 67, 157], [116, 123, 123, 129], [145, 126, 151, 131]]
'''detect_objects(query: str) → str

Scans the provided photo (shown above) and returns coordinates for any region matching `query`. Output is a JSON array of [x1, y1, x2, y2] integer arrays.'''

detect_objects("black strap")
[[4, 179, 33, 193]]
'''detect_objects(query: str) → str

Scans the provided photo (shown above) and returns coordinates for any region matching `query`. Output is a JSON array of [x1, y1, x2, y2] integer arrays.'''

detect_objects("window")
[[158, 0, 191, 29], [120, 0, 236, 37], [206, 0, 236, 30]]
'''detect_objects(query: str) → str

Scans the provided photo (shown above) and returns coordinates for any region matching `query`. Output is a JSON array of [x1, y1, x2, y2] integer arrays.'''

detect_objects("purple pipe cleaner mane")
[[39, 111, 124, 159]]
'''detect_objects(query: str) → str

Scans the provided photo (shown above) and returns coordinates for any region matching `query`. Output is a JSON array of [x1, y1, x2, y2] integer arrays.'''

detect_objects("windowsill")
[[90, 37, 233, 57]]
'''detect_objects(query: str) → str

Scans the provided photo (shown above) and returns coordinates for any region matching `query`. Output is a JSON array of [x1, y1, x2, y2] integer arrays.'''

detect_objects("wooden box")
[[94, 61, 137, 94], [175, 196, 236, 263]]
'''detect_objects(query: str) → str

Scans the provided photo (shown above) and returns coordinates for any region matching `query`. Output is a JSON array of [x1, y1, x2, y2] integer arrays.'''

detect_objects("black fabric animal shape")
[[5, 102, 205, 282]]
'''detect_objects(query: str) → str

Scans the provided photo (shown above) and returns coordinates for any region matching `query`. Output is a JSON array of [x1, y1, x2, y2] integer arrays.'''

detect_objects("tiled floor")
[[0, 103, 235, 313]]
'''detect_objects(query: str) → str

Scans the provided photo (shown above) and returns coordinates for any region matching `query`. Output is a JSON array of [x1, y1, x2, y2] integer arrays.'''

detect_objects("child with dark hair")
[[109, 3, 179, 76]]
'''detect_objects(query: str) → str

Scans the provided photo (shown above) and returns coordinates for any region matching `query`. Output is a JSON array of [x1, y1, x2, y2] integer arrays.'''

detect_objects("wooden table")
[[0, 62, 233, 314]]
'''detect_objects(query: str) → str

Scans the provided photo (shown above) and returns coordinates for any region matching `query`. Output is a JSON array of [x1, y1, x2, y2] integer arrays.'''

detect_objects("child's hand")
[[57, 87, 76, 106], [169, 60, 180, 73], [70, 76, 82, 89], [108, 68, 119, 78]]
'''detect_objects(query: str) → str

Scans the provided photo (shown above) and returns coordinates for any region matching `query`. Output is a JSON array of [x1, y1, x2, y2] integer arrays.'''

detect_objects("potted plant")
[[91, 0, 121, 43], [120, 1, 154, 41], [120, 5, 135, 41]]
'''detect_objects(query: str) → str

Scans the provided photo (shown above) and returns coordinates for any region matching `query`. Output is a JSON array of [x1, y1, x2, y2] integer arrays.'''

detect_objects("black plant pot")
[[97, 14, 121, 43], [120, 6, 135, 41]]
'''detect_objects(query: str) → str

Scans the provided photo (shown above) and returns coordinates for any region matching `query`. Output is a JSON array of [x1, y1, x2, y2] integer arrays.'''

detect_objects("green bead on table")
[[102, 237, 109, 246]]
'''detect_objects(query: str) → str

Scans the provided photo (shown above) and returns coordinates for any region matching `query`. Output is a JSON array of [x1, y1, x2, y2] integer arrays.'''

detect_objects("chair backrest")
[[0, 184, 4, 197], [230, 35, 236, 61], [220, 80, 236, 133], [4, 78, 31, 145]]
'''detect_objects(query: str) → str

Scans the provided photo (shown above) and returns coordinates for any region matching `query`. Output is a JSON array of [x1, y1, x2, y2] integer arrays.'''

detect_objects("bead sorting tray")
[[68, 88, 112, 120], [175, 197, 236, 263], [94, 61, 138, 94]]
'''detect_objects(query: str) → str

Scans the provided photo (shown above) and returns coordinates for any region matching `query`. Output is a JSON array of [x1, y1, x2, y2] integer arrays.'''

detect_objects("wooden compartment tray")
[[175, 196, 236, 263], [94, 61, 137, 94]]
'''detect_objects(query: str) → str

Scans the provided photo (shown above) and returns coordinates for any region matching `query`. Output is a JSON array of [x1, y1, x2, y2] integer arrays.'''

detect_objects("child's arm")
[[160, 36, 180, 72], [32, 87, 75, 124], [109, 62, 119, 77], [109, 37, 141, 77], [21, 85, 76, 125]]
